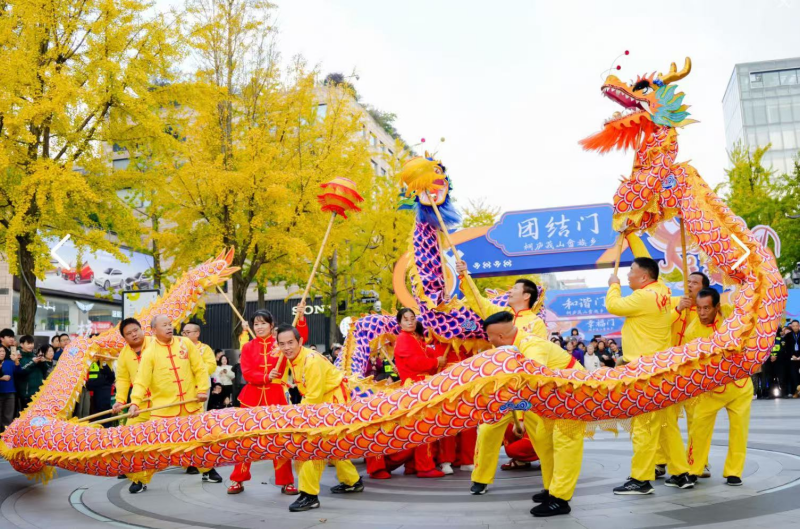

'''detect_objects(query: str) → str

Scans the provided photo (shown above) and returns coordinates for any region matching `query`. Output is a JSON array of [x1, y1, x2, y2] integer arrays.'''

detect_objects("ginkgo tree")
[[155, 0, 374, 343], [0, 0, 180, 333]]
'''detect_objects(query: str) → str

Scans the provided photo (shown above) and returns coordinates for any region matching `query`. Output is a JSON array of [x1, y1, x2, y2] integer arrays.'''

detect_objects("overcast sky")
[[272, 1, 800, 286]]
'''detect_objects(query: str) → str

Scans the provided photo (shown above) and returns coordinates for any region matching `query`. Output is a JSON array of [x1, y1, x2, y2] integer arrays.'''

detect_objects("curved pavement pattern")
[[1, 400, 800, 529]]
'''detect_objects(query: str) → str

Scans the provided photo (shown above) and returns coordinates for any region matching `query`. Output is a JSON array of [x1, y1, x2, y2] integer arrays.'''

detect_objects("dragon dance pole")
[[216, 285, 256, 339], [78, 398, 151, 423], [292, 177, 364, 327], [613, 232, 626, 276], [90, 398, 200, 426], [679, 218, 691, 321]]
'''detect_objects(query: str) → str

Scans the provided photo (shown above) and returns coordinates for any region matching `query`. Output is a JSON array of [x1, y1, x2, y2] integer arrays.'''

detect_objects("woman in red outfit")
[[227, 309, 300, 495], [392, 309, 446, 478]]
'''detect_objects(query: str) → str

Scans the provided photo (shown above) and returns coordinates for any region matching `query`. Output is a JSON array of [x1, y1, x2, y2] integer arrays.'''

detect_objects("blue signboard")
[[486, 204, 618, 257], [548, 291, 611, 318]]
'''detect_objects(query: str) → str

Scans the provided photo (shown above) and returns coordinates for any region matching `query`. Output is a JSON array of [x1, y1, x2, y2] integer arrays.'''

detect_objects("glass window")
[[743, 100, 754, 126], [370, 160, 378, 174], [317, 104, 327, 120], [763, 71, 780, 87], [780, 97, 794, 123], [767, 102, 780, 124], [769, 128, 784, 150], [783, 128, 796, 151], [756, 126, 770, 147], [750, 72, 763, 88], [369, 133, 377, 147], [387, 149, 394, 156], [780, 70, 798, 86], [112, 158, 129, 170], [380, 167, 387, 176], [793, 96, 800, 121], [753, 99, 767, 125]]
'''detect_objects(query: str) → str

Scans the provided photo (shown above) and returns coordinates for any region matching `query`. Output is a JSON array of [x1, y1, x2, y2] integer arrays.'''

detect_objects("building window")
[[380, 167, 387, 176], [369, 133, 377, 147], [750, 72, 763, 88], [317, 104, 327, 120], [753, 99, 767, 126], [780, 97, 793, 123], [112, 158, 130, 170], [767, 102, 780, 124], [387, 148, 394, 156], [371, 160, 378, 174], [780, 69, 798, 86], [769, 128, 783, 150], [763, 71, 780, 88], [782, 127, 796, 151]]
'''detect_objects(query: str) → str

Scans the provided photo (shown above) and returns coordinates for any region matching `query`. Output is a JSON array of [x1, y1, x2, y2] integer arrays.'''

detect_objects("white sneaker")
[[460, 464, 475, 471], [440, 463, 454, 475], [701, 465, 712, 478]]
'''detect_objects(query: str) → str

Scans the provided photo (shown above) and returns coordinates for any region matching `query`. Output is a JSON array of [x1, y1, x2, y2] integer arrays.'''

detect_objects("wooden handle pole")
[[216, 285, 255, 339], [78, 398, 151, 423], [293, 212, 337, 327], [93, 354, 118, 362], [428, 201, 487, 319], [90, 398, 199, 426], [613, 232, 627, 276], [376, 343, 399, 377], [679, 218, 690, 294]]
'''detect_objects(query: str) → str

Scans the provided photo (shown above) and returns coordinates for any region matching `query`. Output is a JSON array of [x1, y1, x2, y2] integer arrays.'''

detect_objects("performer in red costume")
[[367, 309, 447, 479], [226, 308, 308, 496], [393, 308, 447, 478], [500, 424, 539, 470], [435, 339, 477, 473]]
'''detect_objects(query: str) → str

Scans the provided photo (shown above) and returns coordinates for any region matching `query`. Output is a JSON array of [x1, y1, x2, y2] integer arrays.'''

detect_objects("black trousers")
[[0, 393, 15, 432]]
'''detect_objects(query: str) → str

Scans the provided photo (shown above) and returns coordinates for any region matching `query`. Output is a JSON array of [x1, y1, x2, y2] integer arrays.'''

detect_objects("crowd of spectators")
[[549, 328, 622, 371]]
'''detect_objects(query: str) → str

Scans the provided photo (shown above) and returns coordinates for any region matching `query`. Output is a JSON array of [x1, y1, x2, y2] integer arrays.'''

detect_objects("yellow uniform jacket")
[[606, 281, 673, 363], [196, 341, 217, 377], [115, 336, 152, 407], [288, 347, 346, 405], [131, 336, 211, 417]]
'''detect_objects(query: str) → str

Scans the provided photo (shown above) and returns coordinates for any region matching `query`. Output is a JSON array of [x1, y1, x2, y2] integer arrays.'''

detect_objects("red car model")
[[62, 263, 94, 284]]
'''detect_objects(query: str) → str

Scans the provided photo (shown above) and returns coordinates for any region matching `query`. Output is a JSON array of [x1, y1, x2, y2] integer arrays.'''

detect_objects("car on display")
[[61, 263, 94, 283], [124, 271, 153, 290], [94, 268, 125, 290]]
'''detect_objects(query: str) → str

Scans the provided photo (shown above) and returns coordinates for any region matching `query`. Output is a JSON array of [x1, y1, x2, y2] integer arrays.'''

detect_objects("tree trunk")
[[231, 273, 248, 348], [257, 284, 265, 309], [150, 213, 163, 292], [327, 250, 339, 349], [16, 236, 37, 336]]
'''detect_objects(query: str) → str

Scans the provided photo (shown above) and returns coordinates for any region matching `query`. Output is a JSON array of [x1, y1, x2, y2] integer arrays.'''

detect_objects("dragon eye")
[[633, 79, 651, 93]]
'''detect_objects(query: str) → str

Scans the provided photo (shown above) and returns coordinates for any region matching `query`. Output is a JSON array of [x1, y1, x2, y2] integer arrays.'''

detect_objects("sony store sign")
[[291, 304, 330, 315]]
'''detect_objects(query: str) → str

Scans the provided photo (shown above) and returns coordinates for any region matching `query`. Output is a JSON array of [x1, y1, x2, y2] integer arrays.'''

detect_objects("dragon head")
[[580, 58, 695, 153], [398, 153, 461, 229]]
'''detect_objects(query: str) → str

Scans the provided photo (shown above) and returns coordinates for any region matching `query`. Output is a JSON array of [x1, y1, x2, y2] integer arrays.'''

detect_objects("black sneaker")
[[289, 492, 320, 512], [665, 473, 694, 489], [330, 477, 364, 494], [726, 476, 743, 486], [532, 489, 550, 503], [655, 464, 666, 479], [186, 466, 199, 475], [613, 478, 654, 495], [688, 474, 698, 484], [531, 497, 571, 517], [129, 481, 147, 494], [202, 469, 223, 483], [470, 482, 488, 495], [117, 474, 128, 480]]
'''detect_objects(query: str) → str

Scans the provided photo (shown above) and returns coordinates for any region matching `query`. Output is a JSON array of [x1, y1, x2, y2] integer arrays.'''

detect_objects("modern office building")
[[723, 57, 800, 175]]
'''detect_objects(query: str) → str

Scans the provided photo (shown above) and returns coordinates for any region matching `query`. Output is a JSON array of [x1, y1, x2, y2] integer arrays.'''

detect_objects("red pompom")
[[624, 50, 629, 55], [616, 65, 621, 70], [421, 138, 426, 143]]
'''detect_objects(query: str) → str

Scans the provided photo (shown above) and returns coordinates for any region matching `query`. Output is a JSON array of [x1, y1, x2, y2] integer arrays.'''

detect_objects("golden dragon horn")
[[659, 57, 692, 85]]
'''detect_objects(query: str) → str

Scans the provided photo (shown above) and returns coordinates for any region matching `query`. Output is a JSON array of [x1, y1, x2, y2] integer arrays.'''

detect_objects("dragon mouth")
[[602, 85, 651, 125]]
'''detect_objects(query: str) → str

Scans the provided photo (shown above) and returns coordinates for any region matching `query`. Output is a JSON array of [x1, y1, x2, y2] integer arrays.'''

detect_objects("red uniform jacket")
[[394, 331, 438, 382], [238, 322, 308, 407]]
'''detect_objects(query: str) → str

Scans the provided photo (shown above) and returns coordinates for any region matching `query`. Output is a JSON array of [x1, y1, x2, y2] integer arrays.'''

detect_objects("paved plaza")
[[1, 399, 799, 529]]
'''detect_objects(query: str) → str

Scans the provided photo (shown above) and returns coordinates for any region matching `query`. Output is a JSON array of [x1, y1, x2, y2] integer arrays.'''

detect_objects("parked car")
[[62, 263, 94, 283], [124, 271, 153, 290], [94, 268, 125, 290]]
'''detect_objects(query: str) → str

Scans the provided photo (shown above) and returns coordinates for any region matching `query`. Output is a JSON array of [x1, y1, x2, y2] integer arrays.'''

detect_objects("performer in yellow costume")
[[127, 315, 214, 491], [685, 288, 752, 487], [607, 256, 694, 494], [475, 312, 583, 517], [112, 318, 153, 491], [275, 324, 364, 513], [456, 261, 549, 487]]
